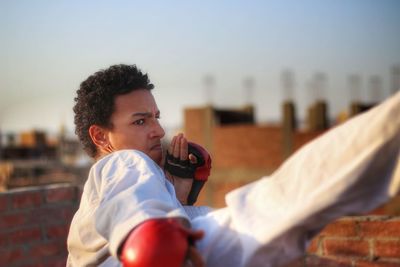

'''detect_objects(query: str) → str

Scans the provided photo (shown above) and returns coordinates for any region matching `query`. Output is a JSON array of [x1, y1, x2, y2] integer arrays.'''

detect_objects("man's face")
[[105, 89, 165, 164]]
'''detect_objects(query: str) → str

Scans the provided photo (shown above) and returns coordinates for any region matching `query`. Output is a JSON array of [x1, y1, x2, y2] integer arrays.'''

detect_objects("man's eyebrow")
[[131, 111, 160, 117]]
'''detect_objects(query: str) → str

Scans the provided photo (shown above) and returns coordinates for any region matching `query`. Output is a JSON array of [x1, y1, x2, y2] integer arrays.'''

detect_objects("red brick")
[[0, 231, 9, 247], [0, 195, 8, 211], [320, 220, 358, 237], [368, 205, 387, 215], [374, 240, 400, 258], [0, 247, 24, 263], [305, 255, 353, 267], [355, 260, 400, 267], [282, 257, 305, 267], [307, 237, 321, 254], [45, 224, 69, 240], [12, 191, 42, 209], [359, 221, 400, 238], [29, 242, 66, 258], [324, 239, 370, 258], [0, 212, 28, 228], [45, 187, 75, 203], [44, 258, 68, 267], [29, 205, 75, 225], [18, 261, 44, 267], [10, 226, 42, 244]]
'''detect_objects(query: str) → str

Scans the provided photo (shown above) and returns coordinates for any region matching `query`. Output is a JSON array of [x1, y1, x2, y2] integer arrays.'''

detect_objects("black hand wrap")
[[164, 142, 211, 205], [164, 146, 205, 178]]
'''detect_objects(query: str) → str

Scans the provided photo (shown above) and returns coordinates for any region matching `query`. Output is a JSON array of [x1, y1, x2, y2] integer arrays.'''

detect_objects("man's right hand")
[[164, 134, 194, 204], [164, 133, 211, 205]]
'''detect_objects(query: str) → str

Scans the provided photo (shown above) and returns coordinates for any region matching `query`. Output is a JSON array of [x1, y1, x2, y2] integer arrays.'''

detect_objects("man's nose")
[[151, 120, 165, 138]]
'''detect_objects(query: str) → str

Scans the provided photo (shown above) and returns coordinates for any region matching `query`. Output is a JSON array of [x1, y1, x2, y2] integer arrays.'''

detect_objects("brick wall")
[[285, 216, 400, 267], [0, 184, 80, 267], [1, 183, 399, 266], [213, 125, 283, 169]]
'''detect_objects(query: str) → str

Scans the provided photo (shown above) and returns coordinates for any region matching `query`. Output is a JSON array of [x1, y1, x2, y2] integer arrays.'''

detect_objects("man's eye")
[[133, 119, 145, 125]]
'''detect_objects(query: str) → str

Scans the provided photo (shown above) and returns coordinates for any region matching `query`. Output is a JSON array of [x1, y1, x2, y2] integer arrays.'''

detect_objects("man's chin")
[[149, 150, 163, 166]]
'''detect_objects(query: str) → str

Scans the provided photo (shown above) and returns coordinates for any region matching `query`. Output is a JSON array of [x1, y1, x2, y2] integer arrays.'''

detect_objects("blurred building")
[[0, 129, 90, 191], [184, 104, 325, 207], [184, 97, 398, 213]]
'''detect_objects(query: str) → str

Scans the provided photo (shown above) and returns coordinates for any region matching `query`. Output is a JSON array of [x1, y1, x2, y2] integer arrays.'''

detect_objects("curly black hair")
[[73, 64, 154, 158]]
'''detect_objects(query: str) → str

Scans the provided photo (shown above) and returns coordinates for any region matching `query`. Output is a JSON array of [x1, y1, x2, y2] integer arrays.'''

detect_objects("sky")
[[1, 0, 400, 136]]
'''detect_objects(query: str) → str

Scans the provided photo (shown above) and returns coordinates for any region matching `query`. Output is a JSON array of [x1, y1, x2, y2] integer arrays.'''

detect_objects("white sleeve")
[[92, 150, 188, 258], [183, 205, 214, 220]]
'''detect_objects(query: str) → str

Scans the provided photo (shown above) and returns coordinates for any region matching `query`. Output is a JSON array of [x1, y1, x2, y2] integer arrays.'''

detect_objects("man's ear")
[[89, 125, 110, 153]]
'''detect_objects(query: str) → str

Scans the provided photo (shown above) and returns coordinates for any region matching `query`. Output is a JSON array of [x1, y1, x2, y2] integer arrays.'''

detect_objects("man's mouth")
[[151, 143, 162, 151]]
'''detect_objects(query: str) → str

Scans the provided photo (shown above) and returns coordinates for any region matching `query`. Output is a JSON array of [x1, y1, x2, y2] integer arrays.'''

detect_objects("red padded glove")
[[120, 218, 203, 267], [188, 142, 212, 182]]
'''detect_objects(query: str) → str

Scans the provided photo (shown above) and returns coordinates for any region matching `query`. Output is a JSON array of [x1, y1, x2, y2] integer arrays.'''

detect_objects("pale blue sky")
[[1, 0, 399, 135]]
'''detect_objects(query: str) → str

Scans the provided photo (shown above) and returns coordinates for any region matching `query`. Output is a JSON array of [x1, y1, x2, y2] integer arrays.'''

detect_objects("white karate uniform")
[[67, 92, 400, 267]]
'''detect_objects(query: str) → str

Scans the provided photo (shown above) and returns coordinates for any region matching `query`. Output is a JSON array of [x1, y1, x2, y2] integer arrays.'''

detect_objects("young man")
[[68, 64, 207, 267], [67, 64, 400, 267]]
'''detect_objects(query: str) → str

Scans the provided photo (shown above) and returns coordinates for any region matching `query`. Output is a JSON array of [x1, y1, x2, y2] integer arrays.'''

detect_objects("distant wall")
[[0, 184, 80, 267]]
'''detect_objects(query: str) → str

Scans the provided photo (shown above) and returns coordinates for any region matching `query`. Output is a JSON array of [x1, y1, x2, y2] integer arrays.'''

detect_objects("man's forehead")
[[113, 90, 159, 111]]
